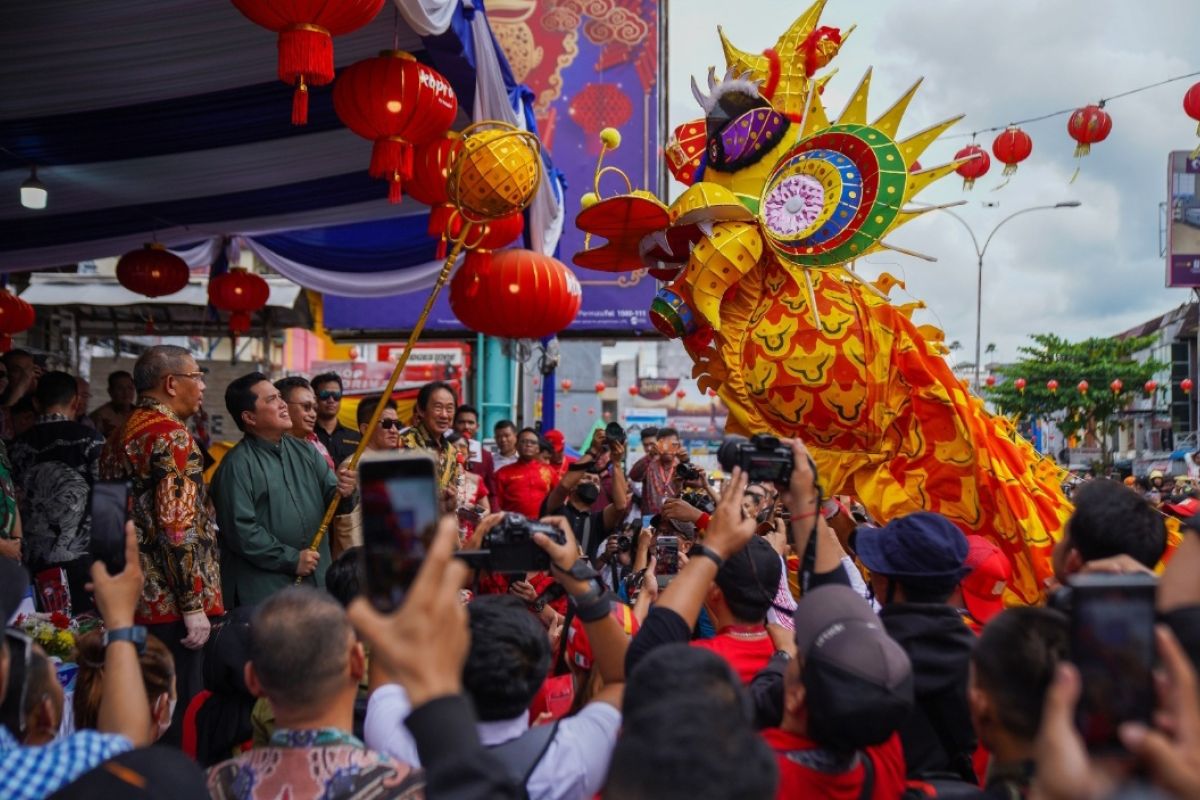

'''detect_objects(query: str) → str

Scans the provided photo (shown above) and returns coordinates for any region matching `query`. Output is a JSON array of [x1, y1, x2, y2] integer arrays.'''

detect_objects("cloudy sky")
[[666, 0, 1200, 366]]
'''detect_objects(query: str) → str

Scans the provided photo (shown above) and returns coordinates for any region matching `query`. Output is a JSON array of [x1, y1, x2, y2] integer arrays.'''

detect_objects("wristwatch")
[[552, 558, 601, 582], [103, 625, 148, 655]]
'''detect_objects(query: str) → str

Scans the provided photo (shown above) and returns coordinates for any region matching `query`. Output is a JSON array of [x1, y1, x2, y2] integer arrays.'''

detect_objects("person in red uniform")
[[690, 534, 782, 684], [762, 583, 913, 800], [493, 427, 557, 518]]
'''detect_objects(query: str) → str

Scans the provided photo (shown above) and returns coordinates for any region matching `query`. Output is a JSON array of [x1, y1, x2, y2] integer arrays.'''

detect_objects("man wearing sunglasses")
[[310, 373, 361, 468]]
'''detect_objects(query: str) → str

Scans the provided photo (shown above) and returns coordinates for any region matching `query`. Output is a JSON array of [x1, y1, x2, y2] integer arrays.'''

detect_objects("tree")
[[985, 333, 1165, 466]]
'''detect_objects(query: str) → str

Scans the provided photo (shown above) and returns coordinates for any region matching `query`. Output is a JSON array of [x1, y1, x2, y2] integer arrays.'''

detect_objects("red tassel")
[[436, 238, 448, 259], [291, 79, 309, 126], [230, 312, 252, 335], [388, 178, 403, 204], [277, 26, 334, 87], [369, 139, 413, 180]]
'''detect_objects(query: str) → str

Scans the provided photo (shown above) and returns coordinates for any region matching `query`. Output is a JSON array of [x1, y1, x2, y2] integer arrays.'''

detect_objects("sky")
[[666, 0, 1200, 367]]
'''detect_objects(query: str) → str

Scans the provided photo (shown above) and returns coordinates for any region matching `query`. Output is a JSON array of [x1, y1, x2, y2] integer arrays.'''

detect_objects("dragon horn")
[[691, 75, 711, 111], [707, 66, 720, 91]]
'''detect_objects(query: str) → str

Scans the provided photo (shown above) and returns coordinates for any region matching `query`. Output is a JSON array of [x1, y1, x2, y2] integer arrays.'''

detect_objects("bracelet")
[[791, 510, 818, 521], [691, 543, 725, 570], [552, 558, 601, 582], [571, 583, 617, 622]]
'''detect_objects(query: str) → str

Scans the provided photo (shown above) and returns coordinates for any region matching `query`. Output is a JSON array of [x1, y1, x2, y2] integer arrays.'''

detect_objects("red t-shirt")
[[494, 459, 559, 518], [691, 625, 775, 684], [762, 728, 907, 800]]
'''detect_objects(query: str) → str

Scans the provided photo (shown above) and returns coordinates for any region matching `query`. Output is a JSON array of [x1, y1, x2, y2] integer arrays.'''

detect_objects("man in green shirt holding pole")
[[212, 372, 357, 609]]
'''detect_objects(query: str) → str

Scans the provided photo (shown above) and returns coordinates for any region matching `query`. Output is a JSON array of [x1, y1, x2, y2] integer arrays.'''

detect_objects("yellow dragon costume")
[[573, 0, 1074, 604]]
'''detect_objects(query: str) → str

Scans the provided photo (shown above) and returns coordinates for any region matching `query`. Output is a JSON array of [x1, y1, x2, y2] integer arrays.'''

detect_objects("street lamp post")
[[929, 201, 1082, 391]]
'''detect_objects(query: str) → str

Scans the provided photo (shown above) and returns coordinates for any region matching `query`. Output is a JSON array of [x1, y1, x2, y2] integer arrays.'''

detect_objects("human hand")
[[637, 525, 655, 553], [766, 623, 796, 657], [704, 468, 757, 560], [336, 466, 357, 498], [603, 535, 619, 557], [90, 521, 144, 630], [1080, 554, 1156, 577], [0, 537, 20, 561], [295, 549, 320, 577], [535, 516, 588, 595], [608, 439, 626, 462], [508, 579, 539, 603], [348, 516, 470, 707], [662, 497, 702, 524], [642, 558, 660, 603], [180, 610, 211, 650], [782, 439, 818, 512]]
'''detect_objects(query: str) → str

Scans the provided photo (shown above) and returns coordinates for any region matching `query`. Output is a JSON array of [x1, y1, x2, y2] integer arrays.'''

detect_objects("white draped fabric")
[[393, 0, 459, 36]]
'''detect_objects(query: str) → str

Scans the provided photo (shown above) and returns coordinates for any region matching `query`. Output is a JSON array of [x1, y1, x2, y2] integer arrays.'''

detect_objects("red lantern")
[[991, 126, 1033, 177], [1047, 379, 1059, 394], [1184, 83, 1200, 156], [706, 388, 717, 397], [1110, 378, 1124, 394], [449, 249, 581, 339], [116, 244, 190, 298], [0, 290, 35, 350], [953, 144, 990, 190], [628, 385, 639, 396], [407, 133, 464, 258], [333, 52, 458, 203], [561, 379, 573, 391], [1183, 378, 1194, 395], [230, 0, 384, 125], [568, 84, 633, 154], [1067, 104, 1112, 171], [1077, 380, 1089, 395], [208, 268, 270, 335], [594, 381, 606, 394], [468, 212, 525, 272], [985, 375, 996, 388], [676, 389, 687, 399], [1014, 378, 1027, 393], [1145, 380, 1159, 395]]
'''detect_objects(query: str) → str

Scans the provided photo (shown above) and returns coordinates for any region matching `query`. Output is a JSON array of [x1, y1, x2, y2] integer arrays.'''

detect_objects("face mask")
[[575, 482, 600, 505]]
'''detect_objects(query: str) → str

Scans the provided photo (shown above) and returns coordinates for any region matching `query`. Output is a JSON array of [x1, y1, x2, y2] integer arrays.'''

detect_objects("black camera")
[[717, 434, 794, 485], [458, 513, 565, 574], [675, 462, 703, 482], [616, 534, 634, 553], [604, 421, 627, 446], [680, 488, 716, 514]]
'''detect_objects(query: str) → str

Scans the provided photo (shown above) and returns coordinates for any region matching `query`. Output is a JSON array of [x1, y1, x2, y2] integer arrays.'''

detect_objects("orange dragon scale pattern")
[[573, 0, 1073, 603]]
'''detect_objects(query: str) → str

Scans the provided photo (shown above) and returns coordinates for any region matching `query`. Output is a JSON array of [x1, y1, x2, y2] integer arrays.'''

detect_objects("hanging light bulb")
[[20, 166, 47, 210]]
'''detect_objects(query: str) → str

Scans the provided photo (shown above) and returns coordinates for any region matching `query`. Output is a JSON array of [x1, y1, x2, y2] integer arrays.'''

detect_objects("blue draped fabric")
[[254, 215, 437, 274]]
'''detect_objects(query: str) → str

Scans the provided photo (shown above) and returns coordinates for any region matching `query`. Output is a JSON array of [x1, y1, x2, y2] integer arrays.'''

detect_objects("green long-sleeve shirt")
[[211, 433, 339, 608]]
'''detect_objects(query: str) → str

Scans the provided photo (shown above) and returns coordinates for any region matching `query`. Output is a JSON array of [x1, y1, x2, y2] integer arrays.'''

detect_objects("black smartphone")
[[360, 453, 440, 612], [655, 535, 680, 576], [89, 480, 129, 574], [1068, 573, 1157, 753]]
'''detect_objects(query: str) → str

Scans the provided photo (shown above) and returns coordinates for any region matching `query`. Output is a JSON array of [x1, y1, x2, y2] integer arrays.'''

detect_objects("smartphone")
[[641, 514, 655, 531], [1068, 573, 1157, 752], [655, 535, 680, 577], [89, 480, 129, 574], [360, 453, 440, 612]]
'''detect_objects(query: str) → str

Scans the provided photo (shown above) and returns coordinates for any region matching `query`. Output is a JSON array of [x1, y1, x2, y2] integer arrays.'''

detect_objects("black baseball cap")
[[793, 585, 914, 751], [715, 536, 782, 619], [855, 511, 969, 584]]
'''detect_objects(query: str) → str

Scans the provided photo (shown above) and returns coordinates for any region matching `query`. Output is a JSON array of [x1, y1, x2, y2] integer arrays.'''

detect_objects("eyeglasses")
[[380, 419, 401, 430], [745, 492, 767, 504], [317, 390, 343, 401]]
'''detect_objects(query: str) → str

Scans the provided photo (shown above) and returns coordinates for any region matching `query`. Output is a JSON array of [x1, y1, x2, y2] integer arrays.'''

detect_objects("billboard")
[[1167, 150, 1200, 288]]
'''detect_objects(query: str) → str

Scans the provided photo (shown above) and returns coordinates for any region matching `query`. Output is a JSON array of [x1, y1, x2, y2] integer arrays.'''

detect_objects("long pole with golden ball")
[[296, 121, 543, 582]]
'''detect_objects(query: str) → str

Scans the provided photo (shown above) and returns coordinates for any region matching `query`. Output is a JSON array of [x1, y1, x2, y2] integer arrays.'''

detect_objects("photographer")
[[626, 426, 658, 483], [637, 427, 682, 515], [540, 436, 630, 562]]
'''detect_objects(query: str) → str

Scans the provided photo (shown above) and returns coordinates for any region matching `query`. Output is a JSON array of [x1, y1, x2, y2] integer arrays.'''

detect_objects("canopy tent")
[[0, 0, 564, 301]]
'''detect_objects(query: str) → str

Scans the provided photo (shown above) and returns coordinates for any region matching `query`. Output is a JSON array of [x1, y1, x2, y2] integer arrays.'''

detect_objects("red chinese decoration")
[[116, 244, 190, 298], [1145, 380, 1158, 395], [985, 375, 996, 388], [0, 289, 35, 352], [407, 132, 463, 258], [449, 249, 581, 339], [1184, 82, 1200, 156], [594, 381, 606, 394], [628, 385, 639, 396], [706, 388, 717, 397], [468, 212, 525, 272], [1110, 379, 1124, 394], [1183, 378, 1194, 395], [333, 52, 458, 203], [208, 268, 270, 335], [561, 379, 573, 391], [1077, 380, 1090, 395], [568, 83, 632, 155], [953, 144, 990, 190], [676, 389, 687, 399], [991, 127, 1033, 178], [230, 0, 385, 125], [1014, 378, 1027, 393], [1047, 379, 1059, 394], [1067, 104, 1112, 178]]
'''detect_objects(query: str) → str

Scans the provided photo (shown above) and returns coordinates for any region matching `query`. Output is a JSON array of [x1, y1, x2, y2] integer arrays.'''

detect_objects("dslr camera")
[[459, 513, 566, 574], [680, 488, 716, 514], [717, 434, 794, 485], [604, 421, 627, 447], [675, 461, 703, 483]]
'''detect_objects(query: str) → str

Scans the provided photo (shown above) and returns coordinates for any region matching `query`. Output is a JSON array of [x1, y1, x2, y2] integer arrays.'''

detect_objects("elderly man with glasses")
[[100, 344, 223, 745]]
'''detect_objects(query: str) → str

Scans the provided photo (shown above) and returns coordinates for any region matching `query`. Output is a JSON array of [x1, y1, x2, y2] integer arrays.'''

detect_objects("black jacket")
[[879, 603, 978, 783]]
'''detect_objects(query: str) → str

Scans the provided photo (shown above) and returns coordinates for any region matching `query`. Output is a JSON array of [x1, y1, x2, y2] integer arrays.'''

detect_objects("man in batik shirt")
[[398, 381, 462, 511], [100, 345, 223, 745]]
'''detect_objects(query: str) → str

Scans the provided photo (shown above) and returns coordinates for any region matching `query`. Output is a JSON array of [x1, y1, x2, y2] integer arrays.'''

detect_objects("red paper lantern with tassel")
[[333, 51, 458, 203], [991, 127, 1033, 178], [1110, 378, 1123, 394], [1067, 104, 1112, 179], [209, 268, 270, 335], [953, 144, 990, 190], [449, 249, 581, 339], [985, 375, 996, 388], [230, 0, 385, 125], [1047, 379, 1059, 394], [1184, 83, 1200, 156], [1183, 378, 1194, 395], [467, 212, 525, 272], [0, 289, 35, 351], [1014, 378, 1027, 393], [676, 389, 687, 399], [116, 244, 190, 298], [1145, 380, 1158, 395], [629, 385, 639, 397], [561, 379, 573, 391], [1077, 380, 1090, 395], [407, 132, 463, 258], [594, 381, 606, 394]]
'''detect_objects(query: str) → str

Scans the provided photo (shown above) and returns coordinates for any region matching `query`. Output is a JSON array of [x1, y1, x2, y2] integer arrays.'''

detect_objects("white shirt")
[[365, 683, 621, 800], [493, 450, 519, 471]]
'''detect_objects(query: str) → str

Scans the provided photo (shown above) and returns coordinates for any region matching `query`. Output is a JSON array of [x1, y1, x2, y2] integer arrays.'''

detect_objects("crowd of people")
[[2, 343, 1200, 799]]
